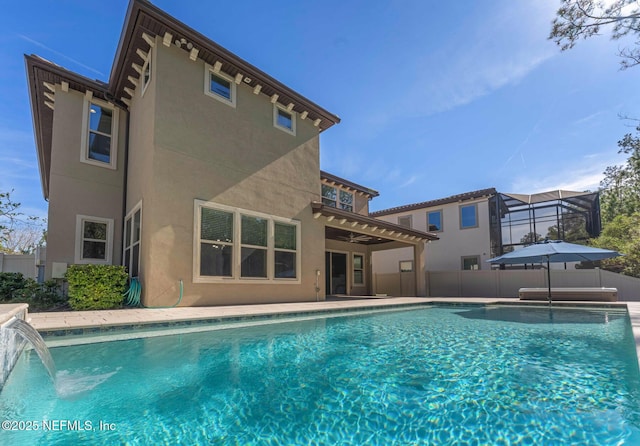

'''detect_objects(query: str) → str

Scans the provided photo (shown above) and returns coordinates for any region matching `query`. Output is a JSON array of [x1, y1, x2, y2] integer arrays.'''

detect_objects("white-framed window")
[[427, 210, 443, 232], [461, 255, 480, 270], [123, 202, 142, 277], [399, 260, 414, 272], [398, 215, 412, 228], [273, 104, 296, 135], [75, 215, 114, 264], [240, 215, 268, 278], [80, 98, 119, 169], [194, 200, 301, 283], [141, 51, 152, 96], [353, 253, 365, 286], [274, 222, 297, 279], [321, 184, 354, 212], [204, 64, 236, 107], [460, 204, 478, 229]]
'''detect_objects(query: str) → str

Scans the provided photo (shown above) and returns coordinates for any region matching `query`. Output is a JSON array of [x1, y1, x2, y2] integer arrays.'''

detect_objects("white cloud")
[[17, 34, 104, 77], [508, 151, 627, 193], [572, 110, 610, 126], [397, 1, 557, 117]]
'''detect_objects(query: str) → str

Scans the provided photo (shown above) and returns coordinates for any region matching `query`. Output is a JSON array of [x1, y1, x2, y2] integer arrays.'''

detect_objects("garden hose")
[[123, 277, 183, 308]]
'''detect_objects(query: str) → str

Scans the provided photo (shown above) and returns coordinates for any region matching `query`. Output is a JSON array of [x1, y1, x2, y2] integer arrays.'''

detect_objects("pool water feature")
[[3, 317, 57, 385], [2, 305, 640, 444]]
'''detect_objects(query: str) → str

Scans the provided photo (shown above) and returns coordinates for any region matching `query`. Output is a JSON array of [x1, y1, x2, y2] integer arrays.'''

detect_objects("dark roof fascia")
[[25, 55, 112, 200], [370, 188, 497, 217], [109, 0, 340, 131], [320, 170, 380, 198], [312, 202, 438, 241]]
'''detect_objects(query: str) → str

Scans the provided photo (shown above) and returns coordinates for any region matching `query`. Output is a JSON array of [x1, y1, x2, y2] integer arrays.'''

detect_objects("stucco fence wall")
[[374, 269, 640, 301]]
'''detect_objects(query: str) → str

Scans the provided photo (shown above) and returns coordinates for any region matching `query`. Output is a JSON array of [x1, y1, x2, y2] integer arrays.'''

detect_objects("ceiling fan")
[[336, 232, 372, 243]]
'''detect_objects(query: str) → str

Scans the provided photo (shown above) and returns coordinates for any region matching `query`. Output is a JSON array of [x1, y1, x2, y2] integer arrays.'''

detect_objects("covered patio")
[[311, 202, 438, 297]]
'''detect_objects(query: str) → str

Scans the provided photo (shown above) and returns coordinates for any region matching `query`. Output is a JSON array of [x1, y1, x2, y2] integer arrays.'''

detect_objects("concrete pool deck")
[[7, 297, 640, 366]]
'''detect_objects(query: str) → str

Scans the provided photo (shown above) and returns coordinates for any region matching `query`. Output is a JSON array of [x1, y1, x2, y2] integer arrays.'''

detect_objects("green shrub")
[[66, 265, 128, 310], [0, 272, 29, 301], [0, 273, 65, 311]]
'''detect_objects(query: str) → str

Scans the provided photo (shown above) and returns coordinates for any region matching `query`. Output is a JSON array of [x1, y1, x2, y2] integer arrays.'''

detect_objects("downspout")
[[121, 104, 131, 263]]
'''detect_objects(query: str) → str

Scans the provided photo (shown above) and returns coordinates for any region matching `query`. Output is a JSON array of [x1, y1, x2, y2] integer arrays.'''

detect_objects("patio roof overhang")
[[311, 202, 438, 248]]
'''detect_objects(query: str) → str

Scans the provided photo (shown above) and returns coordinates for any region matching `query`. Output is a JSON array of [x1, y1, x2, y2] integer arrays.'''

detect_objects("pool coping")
[[7, 297, 640, 368]]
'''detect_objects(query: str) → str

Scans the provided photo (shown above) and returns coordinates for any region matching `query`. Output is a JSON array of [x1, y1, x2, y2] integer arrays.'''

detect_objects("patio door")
[[325, 252, 347, 295]]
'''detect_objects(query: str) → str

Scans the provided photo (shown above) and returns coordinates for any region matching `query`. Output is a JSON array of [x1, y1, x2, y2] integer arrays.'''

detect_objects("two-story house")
[[26, 0, 436, 306], [371, 188, 601, 275]]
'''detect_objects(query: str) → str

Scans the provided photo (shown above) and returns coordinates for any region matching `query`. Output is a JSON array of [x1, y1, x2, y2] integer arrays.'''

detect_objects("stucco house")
[[25, 0, 436, 306], [371, 188, 601, 274]]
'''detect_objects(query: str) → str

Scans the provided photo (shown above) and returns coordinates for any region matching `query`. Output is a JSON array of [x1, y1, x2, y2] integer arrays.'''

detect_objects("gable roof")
[[26, 0, 341, 199], [369, 188, 497, 217], [25, 55, 113, 199], [110, 0, 340, 130]]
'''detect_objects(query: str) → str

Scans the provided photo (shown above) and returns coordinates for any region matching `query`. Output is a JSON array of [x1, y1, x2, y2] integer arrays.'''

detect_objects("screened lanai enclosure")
[[488, 190, 601, 258]]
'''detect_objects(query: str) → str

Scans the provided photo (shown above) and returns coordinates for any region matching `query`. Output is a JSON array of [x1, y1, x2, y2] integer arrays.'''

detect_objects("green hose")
[[123, 277, 184, 308]]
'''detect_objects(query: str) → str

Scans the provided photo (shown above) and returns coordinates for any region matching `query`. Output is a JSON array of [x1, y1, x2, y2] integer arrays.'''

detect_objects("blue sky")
[[1, 0, 638, 218]]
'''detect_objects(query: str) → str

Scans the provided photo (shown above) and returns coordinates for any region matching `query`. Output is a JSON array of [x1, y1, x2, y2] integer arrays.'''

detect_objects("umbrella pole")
[[546, 256, 551, 306]]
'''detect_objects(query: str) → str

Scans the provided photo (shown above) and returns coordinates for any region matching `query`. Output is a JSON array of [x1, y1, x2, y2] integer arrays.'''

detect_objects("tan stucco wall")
[[45, 87, 126, 278], [134, 41, 326, 306], [125, 43, 157, 291], [354, 193, 370, 215]]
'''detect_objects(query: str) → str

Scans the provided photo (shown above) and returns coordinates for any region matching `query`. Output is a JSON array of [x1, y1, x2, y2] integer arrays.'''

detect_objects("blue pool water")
[[2, 305, 640, 445]]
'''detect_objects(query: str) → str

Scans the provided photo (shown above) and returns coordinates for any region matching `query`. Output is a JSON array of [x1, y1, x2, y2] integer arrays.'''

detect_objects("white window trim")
[[193, 200, 301, 284], [459, 203, 479, 229], [141, 50, 152, 97], [75, 215, 114, 264], [123, 201, 142, 277], [427, 209, 443, 233], [321, 183, 354, 212], [273, 103, 296, 136], [399, 260, 414, 272], [352, 252, 365, 287], [204, 64, 236, 108], [80, 97, 119, 170], [461, 255, 481, 271]]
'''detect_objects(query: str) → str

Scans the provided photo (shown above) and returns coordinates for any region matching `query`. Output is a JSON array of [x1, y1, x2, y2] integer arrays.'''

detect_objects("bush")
[[0, 272, 65, 311], [0, 272, 28, 301], [65, 265, 128, 310]]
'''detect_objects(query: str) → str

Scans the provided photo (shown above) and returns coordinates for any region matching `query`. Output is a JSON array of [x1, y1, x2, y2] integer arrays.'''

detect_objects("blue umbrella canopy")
[[487, 240, 622, 265], [487, 240, 623, 303]]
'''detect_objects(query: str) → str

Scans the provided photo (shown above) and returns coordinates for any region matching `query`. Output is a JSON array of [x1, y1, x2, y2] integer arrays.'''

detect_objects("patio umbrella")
[[486, 240, 622, 303]]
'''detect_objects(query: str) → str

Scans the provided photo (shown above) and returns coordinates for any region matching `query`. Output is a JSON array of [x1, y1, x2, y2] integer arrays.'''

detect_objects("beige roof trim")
[[312, 202, 438, 242]]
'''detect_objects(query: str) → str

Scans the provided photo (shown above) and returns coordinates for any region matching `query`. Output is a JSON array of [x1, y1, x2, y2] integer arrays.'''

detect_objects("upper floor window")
[[204, 64, 236, 107], [75, 215, 113, 264], [398, 215, 412, 228], [81, 99, 119, 169], [321, 184, 353, 212], [460, 204, 478, 229], [427, 210, 443, 232], [274, 104, 296, 135]]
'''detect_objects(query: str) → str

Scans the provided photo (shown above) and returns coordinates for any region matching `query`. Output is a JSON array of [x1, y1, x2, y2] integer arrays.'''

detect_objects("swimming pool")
[[2, 305, 640, 444]]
